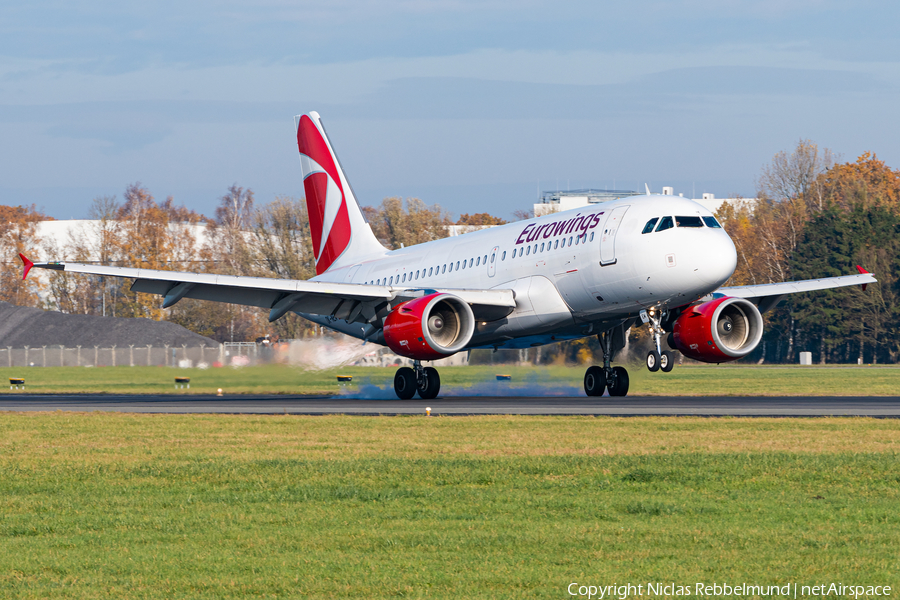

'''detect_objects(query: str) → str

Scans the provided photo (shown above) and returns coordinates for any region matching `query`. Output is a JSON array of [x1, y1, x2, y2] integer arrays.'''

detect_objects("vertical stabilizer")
[[296, 112, 387, 275]]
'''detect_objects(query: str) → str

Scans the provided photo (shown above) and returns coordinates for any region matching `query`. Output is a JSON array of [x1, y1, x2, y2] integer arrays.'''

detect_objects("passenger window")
[[675, 216, 703, 228], [642, 217, 659, 234], [589, 232, 594, 242], [428, 267, 433, 277], [462, 260, 466, 269], [483, 255, 487, 264], [702, 216, 722, 228], [568, 236, 573, 245], [476, 256, 481, 266], [554, 240, 559, 249], [491, 253, 495, 263], [575, 235, 579, 245], [456, 261, 460, 270], [540, 242, 545, 252], [469, 258, 474, 268], [655, 216, 674, 232], [416, 270, 420, 280], [389, 276, 393, 285], [501, 251, 505, 261], [532, 244, 537, 254], [526, 246, 531, 255], [442, 264, 446, 274]]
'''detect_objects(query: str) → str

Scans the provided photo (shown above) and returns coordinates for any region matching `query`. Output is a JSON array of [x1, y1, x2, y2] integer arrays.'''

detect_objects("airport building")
[[533, 187, 751, 217]]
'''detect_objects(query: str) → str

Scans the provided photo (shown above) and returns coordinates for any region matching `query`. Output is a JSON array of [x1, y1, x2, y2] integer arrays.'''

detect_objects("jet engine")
[[671, 296, 763, 363], [383, 293, 476, 360]]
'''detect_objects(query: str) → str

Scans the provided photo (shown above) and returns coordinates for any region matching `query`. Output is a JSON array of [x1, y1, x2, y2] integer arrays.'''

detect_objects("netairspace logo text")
[[567, 582, 892, 599]]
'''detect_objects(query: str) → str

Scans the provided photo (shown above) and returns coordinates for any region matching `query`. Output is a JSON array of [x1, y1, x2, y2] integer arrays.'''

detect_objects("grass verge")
[[0, 364, 898, 396], [0, 414, 897, 599]]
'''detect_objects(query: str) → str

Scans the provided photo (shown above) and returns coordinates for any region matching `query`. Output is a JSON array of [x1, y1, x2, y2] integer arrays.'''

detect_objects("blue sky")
[[2, 1, 899, 220]]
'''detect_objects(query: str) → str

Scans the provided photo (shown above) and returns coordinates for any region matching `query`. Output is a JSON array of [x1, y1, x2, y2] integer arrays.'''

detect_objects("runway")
[[1, 394, 899, 417]]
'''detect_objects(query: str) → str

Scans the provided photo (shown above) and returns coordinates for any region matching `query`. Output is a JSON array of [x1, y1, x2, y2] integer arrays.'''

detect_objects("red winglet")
[[19, 253, 34, 280], [856, 265, 869, 291]]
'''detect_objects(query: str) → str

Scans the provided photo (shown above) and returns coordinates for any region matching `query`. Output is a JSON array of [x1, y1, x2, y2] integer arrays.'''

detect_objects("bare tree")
[[757, 139, 834, 211], [212, 184, 255, 275]]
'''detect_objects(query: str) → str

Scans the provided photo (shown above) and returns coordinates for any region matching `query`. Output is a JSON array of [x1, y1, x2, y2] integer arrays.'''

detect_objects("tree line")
[[717, 143, 900, 364]]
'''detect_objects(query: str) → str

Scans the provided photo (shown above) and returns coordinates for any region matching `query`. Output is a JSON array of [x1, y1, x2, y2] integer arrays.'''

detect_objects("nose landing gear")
[[644, 309, 675, 373], [584, 330, 630, 397], [394, 360, 441, 400]]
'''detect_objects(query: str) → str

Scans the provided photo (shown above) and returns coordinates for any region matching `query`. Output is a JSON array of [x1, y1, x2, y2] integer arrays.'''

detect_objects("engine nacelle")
[[672, 296, 764, 363], [383, 293, 476, 360]]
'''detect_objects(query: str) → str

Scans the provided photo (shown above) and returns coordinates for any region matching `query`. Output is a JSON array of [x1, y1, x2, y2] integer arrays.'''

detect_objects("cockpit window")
[[655, 216, 674, 232], [702, 216, 722, 228], [675, 216, 704, 228], [642, 217, 659, 234]]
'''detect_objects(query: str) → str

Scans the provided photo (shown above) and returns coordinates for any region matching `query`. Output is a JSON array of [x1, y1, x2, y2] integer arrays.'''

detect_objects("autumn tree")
[[0, 204, 46, 307], [457, 212, 507, 226], [365, 197, 451, 250], [818, 152, 900, 214]]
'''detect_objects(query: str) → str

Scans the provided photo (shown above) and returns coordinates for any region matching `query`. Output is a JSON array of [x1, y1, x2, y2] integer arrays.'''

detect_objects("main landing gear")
[[394, 360, 441, 400], [644, 309, 675, 373], [584, 330, 629, 397]]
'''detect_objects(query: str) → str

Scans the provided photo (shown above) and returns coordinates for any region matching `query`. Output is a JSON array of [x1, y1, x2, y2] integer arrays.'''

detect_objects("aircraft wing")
[[19, 255, 516, 325], [716, 267, 877, 313]]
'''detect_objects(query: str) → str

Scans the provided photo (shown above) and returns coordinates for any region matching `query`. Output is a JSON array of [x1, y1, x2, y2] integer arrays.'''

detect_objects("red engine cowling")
[[672, 296, 764, 363], [383, 293, 476, 360]]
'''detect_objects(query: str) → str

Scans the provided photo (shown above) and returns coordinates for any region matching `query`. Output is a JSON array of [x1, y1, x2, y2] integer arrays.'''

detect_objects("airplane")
[[19, 111, 877, 399]]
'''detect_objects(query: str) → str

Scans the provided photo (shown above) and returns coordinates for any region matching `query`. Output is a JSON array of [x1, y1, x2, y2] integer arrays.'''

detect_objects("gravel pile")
[[0, 302, 218, 348]]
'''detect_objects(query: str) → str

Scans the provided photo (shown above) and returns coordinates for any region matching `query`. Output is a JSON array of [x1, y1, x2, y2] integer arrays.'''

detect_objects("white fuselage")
[[306, 194, 737, 350]]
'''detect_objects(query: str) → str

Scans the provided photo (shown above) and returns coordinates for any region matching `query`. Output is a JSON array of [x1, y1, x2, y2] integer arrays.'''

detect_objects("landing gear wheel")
[[417, 366, 441, 399], [647, 350, 661, 372], [394, 367, 417, 400], [607, 366, 630, 397], [660, 351, 675, 373], [584, 365, 606, 397]]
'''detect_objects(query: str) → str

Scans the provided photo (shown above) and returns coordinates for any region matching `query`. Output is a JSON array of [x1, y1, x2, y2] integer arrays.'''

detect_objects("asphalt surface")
[[1, 394, 899, 416]]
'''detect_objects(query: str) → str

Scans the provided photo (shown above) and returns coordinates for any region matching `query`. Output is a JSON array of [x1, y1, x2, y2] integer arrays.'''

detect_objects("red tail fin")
[[295, 112, 386, 275]]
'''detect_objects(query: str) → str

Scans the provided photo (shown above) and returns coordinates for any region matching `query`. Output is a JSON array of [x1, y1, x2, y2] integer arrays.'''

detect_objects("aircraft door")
[[488, 246, 499, 277], [599, 205, 630, 266]]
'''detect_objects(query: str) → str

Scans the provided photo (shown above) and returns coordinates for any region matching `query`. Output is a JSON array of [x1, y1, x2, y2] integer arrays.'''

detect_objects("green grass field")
[[0, 363, 898, 396], [0, 414, 898, 599]]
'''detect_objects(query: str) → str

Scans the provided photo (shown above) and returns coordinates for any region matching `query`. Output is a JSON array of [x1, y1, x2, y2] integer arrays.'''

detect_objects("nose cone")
[[693, 232, 737, 288]]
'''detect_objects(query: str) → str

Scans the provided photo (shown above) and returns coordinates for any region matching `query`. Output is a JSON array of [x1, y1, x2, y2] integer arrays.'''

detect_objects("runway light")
[[426, 407, 431, 417], [217, 388, 223, 396]]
